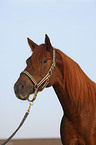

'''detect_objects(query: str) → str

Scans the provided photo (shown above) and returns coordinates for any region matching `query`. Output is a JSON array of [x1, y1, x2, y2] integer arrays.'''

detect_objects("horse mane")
[[56, 49, 96, 109]]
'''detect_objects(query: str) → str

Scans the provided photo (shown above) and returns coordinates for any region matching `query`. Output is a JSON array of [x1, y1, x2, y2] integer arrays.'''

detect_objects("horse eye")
[[43, 60, 47, 64]]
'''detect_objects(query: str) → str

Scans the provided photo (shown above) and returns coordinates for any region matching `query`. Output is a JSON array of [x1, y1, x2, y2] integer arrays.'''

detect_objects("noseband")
[[21, 48, 55, 102]]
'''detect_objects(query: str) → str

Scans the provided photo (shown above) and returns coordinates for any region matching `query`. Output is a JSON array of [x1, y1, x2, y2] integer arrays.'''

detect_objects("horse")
[[14, 34, 96, 145]]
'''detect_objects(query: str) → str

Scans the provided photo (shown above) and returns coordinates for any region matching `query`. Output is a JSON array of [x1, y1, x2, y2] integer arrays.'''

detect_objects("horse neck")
[[53, 49, 96, 115]]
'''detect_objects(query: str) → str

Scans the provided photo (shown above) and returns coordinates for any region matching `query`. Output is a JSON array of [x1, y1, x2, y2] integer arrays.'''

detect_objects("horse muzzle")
[[14, 75, 34, 101]]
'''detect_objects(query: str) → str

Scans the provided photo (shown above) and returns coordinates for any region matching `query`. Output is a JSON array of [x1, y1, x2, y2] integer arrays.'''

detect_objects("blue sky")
[[0, 0, 96, 139]]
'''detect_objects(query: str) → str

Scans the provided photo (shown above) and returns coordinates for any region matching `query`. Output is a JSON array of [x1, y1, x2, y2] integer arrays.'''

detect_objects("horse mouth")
[[16, 93, 29, 101]]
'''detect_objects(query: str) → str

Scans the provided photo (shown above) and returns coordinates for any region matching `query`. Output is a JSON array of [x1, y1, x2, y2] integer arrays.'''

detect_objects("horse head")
[[14, 35, 57, 101]]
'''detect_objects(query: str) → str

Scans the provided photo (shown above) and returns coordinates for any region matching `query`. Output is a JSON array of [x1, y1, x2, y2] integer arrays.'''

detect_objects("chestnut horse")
[[14, 35, 96, 145]]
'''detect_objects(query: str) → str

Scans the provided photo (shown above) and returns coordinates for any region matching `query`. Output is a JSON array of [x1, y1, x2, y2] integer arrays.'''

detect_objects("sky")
[[0, 0, 96, 139]]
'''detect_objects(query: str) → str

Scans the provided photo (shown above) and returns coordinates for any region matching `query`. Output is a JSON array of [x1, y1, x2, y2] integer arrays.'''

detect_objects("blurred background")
[[0, 0, 96, 139]]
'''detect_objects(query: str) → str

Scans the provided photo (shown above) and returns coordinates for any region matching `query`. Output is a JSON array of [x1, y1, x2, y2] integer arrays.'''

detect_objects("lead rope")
[[1, 92, 38, 145]]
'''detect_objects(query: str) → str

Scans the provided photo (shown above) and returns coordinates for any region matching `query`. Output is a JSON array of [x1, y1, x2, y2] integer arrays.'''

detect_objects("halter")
[[21, 48, 55, 102]]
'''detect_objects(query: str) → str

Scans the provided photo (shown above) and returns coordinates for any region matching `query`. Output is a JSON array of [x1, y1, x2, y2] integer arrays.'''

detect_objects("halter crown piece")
[[21, 48, 55, 102]]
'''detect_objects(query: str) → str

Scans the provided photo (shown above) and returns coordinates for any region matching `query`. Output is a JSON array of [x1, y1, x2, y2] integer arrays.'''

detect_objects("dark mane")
[[57, 49, 96, 109]]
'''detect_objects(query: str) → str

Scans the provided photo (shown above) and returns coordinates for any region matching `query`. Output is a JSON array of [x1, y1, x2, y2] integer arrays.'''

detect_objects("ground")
[[0, 138, 62, 145]]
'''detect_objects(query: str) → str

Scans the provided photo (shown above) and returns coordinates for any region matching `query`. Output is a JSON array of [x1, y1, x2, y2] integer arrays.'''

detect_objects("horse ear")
[[27, 38, 38, 51], [45, 34, 52, 51]]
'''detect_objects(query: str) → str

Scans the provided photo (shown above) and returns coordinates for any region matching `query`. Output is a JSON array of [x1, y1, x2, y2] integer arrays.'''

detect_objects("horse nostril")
[[18, 84, 25, 93], [14, 84, 25, 95]]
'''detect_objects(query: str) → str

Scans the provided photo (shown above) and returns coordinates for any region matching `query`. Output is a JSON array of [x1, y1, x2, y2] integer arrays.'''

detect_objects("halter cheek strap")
[[21, 48, 55, 102]]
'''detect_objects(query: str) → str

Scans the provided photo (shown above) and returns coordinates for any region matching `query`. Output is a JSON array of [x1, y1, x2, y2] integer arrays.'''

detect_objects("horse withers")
[[14, 35, 96, 145]]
